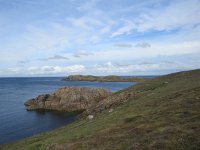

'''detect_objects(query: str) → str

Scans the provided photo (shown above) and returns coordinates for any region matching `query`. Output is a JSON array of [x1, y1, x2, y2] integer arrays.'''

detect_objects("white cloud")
[[134, 0, 200, 32], [24, 24, 70, 52], [93, 62, 161, 73], [86, 41, 200, 62], [4, 65, 85, 75], [1, 0, 200, 76], [28, 65, 85, 74], [67, 16, 103, 31], [111, 20, 135, 37], [90, 60, 200, 75], [77, 0, 98, 12]]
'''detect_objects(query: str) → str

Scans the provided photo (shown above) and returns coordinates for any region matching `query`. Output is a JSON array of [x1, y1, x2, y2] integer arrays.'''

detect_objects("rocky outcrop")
[[63, 75, 147, 82], [24, 87, 112, 112], [82, 89, 136, 116]]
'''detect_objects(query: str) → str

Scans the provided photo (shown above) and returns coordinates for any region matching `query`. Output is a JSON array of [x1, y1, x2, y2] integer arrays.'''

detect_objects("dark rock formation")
[[24, 87, 112, 112], [63, 75, 147, 82]]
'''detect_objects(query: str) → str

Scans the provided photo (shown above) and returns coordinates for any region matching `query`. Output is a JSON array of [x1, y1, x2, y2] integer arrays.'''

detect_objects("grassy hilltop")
[[1, 69, 200, 150]]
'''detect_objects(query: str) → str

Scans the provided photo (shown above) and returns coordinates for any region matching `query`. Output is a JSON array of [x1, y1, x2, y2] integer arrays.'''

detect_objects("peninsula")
[[63, 75, 148, 82]]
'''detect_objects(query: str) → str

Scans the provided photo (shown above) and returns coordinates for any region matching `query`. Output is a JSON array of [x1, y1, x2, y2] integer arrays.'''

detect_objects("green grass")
[[1, 69, 200, 150]]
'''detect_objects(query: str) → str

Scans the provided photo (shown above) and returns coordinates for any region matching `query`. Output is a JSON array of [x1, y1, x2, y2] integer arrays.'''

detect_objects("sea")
[[0, 77, 138, 144]]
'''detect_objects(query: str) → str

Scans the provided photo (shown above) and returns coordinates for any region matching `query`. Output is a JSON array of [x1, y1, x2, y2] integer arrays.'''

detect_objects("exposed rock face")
[[82, 89, 135, 116], [24, 87, 112, 112]]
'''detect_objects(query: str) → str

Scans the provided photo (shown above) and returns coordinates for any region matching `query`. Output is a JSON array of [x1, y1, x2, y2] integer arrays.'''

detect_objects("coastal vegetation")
[[1, 69, 200, 150]]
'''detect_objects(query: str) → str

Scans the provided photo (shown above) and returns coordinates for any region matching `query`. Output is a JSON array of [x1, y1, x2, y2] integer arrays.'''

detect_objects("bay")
[[0, 77, 136, 144]]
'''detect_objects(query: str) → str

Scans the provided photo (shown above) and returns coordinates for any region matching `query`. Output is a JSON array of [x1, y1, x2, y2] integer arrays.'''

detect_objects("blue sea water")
[[0, 77, 136, 144]]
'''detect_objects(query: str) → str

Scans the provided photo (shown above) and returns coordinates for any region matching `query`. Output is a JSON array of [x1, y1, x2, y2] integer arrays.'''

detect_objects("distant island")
[[63, 75, 148, 82]]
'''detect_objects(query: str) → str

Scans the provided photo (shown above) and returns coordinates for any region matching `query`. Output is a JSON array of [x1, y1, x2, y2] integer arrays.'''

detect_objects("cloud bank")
[[0, 0, 200, 76]]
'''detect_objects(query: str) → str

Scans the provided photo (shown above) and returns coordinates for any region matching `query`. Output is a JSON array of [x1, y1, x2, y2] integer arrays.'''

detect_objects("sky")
[[0, 0, 200, 77]]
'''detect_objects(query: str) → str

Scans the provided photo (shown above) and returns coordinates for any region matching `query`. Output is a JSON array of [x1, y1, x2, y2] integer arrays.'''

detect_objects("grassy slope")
[[1, 69, 200, 150]]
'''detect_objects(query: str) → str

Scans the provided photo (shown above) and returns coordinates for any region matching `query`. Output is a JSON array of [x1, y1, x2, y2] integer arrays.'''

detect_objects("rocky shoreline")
[[24, 85, 137, 118], [24, 77, 143, 116], [24, 87, 112, 113]]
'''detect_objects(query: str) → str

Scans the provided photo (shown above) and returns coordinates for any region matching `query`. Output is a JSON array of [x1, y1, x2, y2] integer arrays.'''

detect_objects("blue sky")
[[0, 0, 200, 76]]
